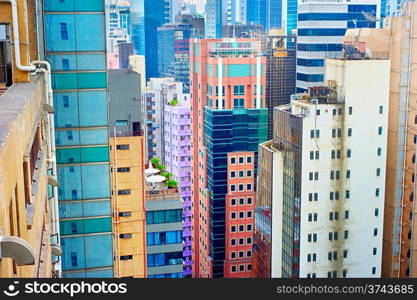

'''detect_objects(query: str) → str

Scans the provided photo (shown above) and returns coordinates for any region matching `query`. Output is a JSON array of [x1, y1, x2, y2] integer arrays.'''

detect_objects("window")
[[230, 157, 236, 164], [344, 230, 349, 239], [231, 212, 236, 220], [346, 170, 351, 179], [377, 147, 382, 156], [239, 157, 244, 164], [378, 127, 383, 135], [347, 149, 351, 158], [116, 120, 128, 126], [230, 171, 236, 178], [118, 189, 131, 195], [231, 198, 236, 206], [230, 184, 236, 192], [239, 225, 244, 232], [231, 252, 236, 259], [119, 212, 132, 217], [233, 98, 245, 108], [239, 198, 244, 205], [247, 211, 252, 218], [247, 197, 253, 205], [246, 184, 252, 191], [372, 267, 376, 275], [238, 184, 244, 191], [379, 106, 383, 114], [247, 224, 252, 231], [348, 107, 352, 115], [345, 211, 349, 219], [347, 128, 352, 137], [231, 226, 236, 233], [346, 190, 350, 199], [116, 144, 129, 150], [247, 170, 252, 177], [231, 266, 237, 273], [120, 255, 133, 261], [375, 208, 379, 217], [375, 188, 380, 197], [376, 168, 381, 176], [373, 248, 377, 255], [238, 170, 244, 178], [117, 167, 130, 173], [374, 228, 378, 236], [233, 85, 245, 95], [247, 237, 252, 244], [60, 22, 69, 40], [247, 156, 252, 164], [239, 212, 244, 219]]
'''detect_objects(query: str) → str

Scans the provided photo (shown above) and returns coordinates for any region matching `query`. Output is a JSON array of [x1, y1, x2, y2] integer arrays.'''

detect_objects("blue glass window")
[[297, 73, 324, 82], [60, 22, 68, 40]]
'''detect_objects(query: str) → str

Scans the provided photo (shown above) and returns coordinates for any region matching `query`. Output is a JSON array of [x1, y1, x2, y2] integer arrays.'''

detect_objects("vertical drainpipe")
[[218, 57, 223, 110], [256, 56, 261, 109]]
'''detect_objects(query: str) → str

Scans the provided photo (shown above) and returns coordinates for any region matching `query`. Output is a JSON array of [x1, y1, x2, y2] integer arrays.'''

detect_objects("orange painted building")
[[224, 152, 255, 278], [190, 38, 268, 277]]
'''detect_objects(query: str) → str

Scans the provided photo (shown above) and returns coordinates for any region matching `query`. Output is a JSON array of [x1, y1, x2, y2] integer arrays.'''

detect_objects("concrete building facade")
[[254, 58, 390, 277]]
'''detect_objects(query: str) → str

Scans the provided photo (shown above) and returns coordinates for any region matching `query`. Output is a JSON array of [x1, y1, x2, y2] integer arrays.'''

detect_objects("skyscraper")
[[296, 0, 380, 92], [253, 58, 390, 278], [246, 0, 284, 33], [130, 0, 172, 79], [205, 0, 222, 38], [263, 32, 296, 139], [190, 38, 268, 277], [44, 0, 113, 278]]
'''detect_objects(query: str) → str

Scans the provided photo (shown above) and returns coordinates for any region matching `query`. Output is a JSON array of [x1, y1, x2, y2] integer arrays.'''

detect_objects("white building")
[[143, 78, 186, 161], [296, 0, 381, 92], [255, 58, 390, 278]]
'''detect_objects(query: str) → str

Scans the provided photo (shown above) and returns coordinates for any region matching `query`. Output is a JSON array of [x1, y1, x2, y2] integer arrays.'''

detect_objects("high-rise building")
[[205, 0, 222, 38], [130, 0, 172, 79], [163, 95, 192, 277], [222, 24, 264, 38], [263, 32, 296, 139], [106, 0, 131, 53], [175, 10, 205, 37], [347, 0, 417, 278], [143, 78, 185, 161], [246, 0, 285, 33], [296, 0, 380, 92], [144, 163, 184, 278], [253, 58, 390, 278], [119, 42, 134, 69], [222, 0, 247, 25], [157, 24, 192, 78], [44, 0, 113, 278], [190, 38, 268, 278], [0, 0, 60, 277], [108, 69, 146, 278]]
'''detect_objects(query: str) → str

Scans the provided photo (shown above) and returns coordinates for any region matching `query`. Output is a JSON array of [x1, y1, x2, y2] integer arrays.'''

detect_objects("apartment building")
[[253, 58, 390, 277], [0, 0, 60, 277]]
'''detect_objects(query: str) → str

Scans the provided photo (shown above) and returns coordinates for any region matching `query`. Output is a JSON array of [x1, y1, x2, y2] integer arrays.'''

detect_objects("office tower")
[[44, 0, 113, 277], [129, 55, 146, 91], [175, 9, 205, 37], [296, 0, 380, 92], [223, 0, 247, 25], [143, 78, 184, 161], [163, 95, 192, 277], [253, 57, 390, 278], [130, 0, 172, 79], [222, 24, 264, 38], [145, 163, 184, 278], [119, 42, 134, 69], [263, 32, 296, 139], [0, 0, 60, 277], [246, 0, 284, 33], [172, 0, 185, 22], [108, 69, 146, 278], [205, 0, 222, 38], [190, 38, 268, 277], [106, 0, 131, 53], [157, 24, 192, 78], [347, 0, 417, 278]]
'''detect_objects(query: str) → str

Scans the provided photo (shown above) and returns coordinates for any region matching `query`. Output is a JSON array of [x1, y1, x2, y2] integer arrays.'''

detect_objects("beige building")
[[110, 136, 147, 278], [0, 0, 60, 277], [129, 55, 146, 90], [343, 0, 417, 277]]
